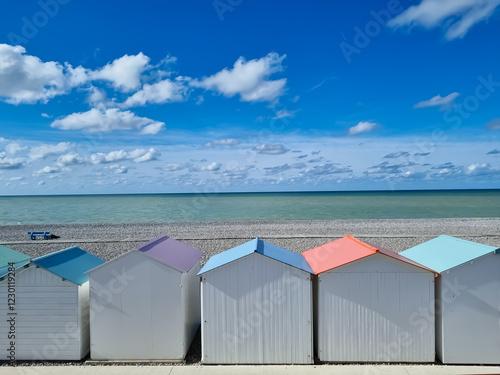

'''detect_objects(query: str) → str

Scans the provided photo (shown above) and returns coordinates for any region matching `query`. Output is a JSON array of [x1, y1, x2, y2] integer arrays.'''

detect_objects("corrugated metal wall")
[[89, 252, 187, 360], [0, 265, 83, 360], [317, 254, 435, 363], [201, 253, 313, 364], [439, 253, 500, 364]]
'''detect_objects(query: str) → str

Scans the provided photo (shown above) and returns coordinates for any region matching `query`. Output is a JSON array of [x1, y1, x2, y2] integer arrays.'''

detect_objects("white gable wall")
[[0, 265, 83, 360], [89, 251, 185, 360], [317, 253, 435, 362], [201, 253, 313, 364], [438, 252, 500, 364]]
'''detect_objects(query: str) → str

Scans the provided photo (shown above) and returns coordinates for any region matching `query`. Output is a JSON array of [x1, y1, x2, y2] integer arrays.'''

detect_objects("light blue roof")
[[0, 245, 31, 278], [198, 237, 313, 275], [400, 235, 499, 273], [33, 246, 105, 285]]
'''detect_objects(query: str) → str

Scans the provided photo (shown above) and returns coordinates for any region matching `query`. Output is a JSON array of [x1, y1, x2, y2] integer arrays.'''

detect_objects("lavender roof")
[[138, 235, 203, 272]]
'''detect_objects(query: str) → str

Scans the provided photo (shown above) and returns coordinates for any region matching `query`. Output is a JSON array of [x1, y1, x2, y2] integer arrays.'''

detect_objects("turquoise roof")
[[33, 246, 105, 285], [0, 245, 30, 278], [198, 237, 313, 275], [400, 235, 499, 273]]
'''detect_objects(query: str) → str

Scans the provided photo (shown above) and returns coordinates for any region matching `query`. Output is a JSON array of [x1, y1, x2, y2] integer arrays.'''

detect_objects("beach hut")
[[0, 245, 30, 277], [400, 235, 500, 365], [302, 235, 436, 363], [198, 237, 314, 364], [0, 246, 105, 360], [88, 235, 202, 361]]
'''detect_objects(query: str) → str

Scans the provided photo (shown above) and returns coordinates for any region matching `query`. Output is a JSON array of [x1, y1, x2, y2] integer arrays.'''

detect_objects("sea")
[[0, 189, 499, 225]]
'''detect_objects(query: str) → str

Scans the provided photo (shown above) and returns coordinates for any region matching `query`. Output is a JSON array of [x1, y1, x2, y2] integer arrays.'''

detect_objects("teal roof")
[[33, 246, 105, 285], [0, 245, 30, 278], [400, 235, 499, 273], [199, 237, 313, 275]]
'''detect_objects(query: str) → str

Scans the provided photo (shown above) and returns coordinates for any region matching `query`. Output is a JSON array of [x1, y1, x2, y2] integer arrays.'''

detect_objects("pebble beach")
[[1, 217, 499, 366]]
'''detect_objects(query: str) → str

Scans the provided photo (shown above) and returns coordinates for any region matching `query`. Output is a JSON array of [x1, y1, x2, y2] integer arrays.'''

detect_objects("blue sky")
[[0, 0, 500, 195]]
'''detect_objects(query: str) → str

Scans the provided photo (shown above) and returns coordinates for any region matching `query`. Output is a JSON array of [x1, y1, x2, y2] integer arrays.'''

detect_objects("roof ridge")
[[138, 235, 170, 252], [346, 234, 378, 253], [33, 246, 80, 262], [439, 235, 499, 251]]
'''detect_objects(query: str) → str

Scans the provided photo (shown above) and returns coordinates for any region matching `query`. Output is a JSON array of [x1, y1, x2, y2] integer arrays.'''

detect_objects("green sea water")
[[0, 190, 499, 225]]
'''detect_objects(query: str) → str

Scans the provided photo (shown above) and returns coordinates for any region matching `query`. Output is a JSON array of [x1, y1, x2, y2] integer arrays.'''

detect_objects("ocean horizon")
[[0, 189, 499, 225]]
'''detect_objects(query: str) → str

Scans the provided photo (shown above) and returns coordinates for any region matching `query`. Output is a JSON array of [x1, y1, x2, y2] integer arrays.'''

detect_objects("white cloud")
[[205, 139, 240, 148], [33, 166, 60, 176], [162, 163, 191, 172], [5, 143, 24, 155], [41, 113, 51, 118], [272, 109, 297, 120], [264, 162, 306, 175], [0, 157, 24, 169], [51, 108, 165, 134], [348, 121, 377, 135], [9, 176, 24, 181], [486, 118, 500, 130], [300, 163, 352, 176], [253, 144, 290, 155], [191, 52, 287, 103], [57, 153, 86, 166], [414, 92, 460, 109], [0, 44, 86, 104], [200, 162, 222, 172], [123, 78, 189, 107], [106, 164, 128, 174], [384, 151, 410, 159], [29, 142, 73, 160], [90, 148, 160, 164], [465, 163, 500, 176], [91, 53, 150, 92], [389, 0, 500, 40]]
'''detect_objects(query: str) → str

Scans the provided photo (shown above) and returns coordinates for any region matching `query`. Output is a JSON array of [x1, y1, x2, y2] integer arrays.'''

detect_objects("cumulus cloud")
[[414, 92, 460, 109], [191, 52, 287, 103], [51, 108, 165, 134], [300, 163, 352, 176], [348, 121, 377, 135], [57, 154, 86, 166], [123, 78, 189, 107], [90, 148, 160, 164], [0, 157, 25, 170], [106, 164, 128, 174], [264, 162, 306, 175], [221, 165, 255, 180], [91, 53, 150, 92], [5, 143, 24, 155], [253, 144, 290, 155], [205, 139, 240, 148], [465, 163, 500, 176], [29, 142, 73, 160], [162, 163, 191, 171], [33, 166, 60, 176], [486, 118, 500, 130], [0, 44, 86, 104], [199, 162, 222, 172], [389, 0, 500, 40], [384, 151, 410, 159], [366, 162, 405, 174]]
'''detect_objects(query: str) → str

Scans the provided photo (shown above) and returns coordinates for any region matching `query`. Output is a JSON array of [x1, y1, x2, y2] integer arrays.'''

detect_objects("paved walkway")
[[2, 365, 500, 374]]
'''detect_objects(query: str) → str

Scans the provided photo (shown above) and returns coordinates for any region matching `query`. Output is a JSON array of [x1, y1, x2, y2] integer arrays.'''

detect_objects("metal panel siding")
[[182, 260, 201, 356], [0, 266, 82, 360], [201, 253, 313, 364], [439, 253, 500, 364], [89, 251, 188, 360], [78, 282, 90, 358], [317, 254, 435, 362]]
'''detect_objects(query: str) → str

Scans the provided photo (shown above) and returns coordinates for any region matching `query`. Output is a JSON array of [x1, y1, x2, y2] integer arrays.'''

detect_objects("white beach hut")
[[198, 237, 314, 364], [88, 235, 203, 361], [400, 235, 500, 364], [0, 245, 30, 277], [302, 235, 437, 363], [0, 246, 105, 360]]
